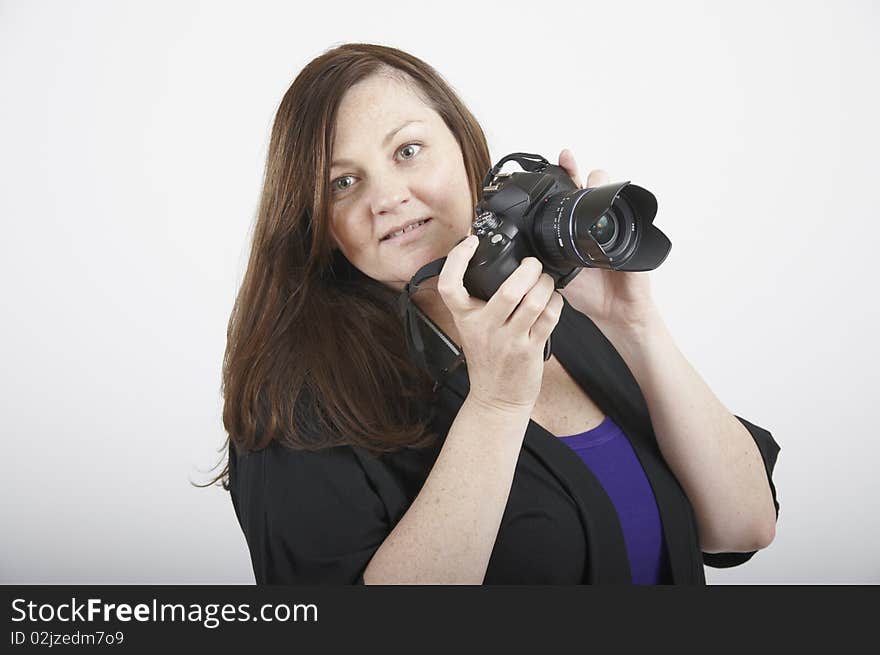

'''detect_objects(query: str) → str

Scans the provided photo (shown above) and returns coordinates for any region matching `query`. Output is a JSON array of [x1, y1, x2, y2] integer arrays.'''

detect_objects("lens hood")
[[570, 182, 670, 271]]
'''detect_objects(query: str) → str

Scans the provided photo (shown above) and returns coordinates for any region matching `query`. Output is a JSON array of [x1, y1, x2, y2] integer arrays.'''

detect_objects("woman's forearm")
[[362, 395, 531, 585], [596, 311, 777, 553]]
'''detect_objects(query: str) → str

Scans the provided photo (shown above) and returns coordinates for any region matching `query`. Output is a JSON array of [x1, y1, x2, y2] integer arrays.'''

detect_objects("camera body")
[[462, 152, 671, 301]]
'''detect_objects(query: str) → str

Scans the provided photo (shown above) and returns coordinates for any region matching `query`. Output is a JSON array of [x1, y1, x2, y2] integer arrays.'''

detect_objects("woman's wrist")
[[465, 392, 535, 420]]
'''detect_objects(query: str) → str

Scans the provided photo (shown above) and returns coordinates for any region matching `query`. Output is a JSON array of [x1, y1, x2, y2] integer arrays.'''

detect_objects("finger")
[[529, 291, 564, 344], [507, 272, 555, 335], [558, 149, 583, 189], [484, 257, 543, 325], [436, 234, 480, 311], [586, 169, 610, 189]]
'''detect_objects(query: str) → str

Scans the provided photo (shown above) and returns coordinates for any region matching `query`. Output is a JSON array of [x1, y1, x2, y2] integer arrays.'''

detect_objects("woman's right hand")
[[436, 235, 564, 412]]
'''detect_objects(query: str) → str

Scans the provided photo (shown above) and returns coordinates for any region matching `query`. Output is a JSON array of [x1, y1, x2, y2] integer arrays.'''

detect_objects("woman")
[[213, 43, 781, 584]]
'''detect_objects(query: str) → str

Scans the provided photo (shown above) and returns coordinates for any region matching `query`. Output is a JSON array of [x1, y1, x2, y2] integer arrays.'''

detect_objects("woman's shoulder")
[[229, 438, 369, 484], [240, 438, 367, 472], [231, 439, 385, 513]]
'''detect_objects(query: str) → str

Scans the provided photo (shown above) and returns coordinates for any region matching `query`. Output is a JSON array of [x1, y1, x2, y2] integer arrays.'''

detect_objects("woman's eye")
[[398, 143, 422, 160], [330, 144, 421, 194], [332, 175, 355, 193]]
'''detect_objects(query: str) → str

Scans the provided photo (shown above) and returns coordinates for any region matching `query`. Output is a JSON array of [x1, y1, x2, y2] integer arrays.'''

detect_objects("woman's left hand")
[[555, 148, 660, 331]]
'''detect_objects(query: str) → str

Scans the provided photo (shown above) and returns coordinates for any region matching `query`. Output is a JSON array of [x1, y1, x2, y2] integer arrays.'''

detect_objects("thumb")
[[558, 149, 584, 189]]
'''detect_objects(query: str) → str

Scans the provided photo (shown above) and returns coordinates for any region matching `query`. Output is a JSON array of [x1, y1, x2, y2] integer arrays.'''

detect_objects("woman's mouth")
[[380, 218, 433, 245]]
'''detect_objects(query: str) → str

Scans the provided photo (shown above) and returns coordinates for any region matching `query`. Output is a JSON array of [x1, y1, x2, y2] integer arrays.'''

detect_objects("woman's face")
[[327, 73, 474, 292]]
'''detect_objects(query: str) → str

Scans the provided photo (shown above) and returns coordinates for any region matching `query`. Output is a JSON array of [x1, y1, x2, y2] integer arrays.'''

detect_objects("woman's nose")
[[369, 172, 411, 215]]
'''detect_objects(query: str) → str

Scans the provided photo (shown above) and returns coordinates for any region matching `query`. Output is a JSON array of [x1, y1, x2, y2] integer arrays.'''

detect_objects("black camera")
[[462, 152, 671, 300]]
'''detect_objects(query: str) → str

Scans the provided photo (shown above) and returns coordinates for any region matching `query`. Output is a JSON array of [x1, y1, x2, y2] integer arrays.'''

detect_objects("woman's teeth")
[[384, 218, 430, 241]]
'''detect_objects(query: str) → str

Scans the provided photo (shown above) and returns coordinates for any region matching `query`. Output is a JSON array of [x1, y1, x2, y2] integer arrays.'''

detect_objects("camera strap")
[[481, 152, 550, 186], [396, 255, 466, 393]]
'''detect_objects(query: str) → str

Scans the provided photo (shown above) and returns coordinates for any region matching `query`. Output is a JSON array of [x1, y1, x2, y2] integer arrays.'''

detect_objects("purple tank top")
[[558, 415, 673, 584]]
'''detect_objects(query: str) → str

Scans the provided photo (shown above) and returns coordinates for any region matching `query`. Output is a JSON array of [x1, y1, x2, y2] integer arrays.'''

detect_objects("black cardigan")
[[227, 298, 781, 584]]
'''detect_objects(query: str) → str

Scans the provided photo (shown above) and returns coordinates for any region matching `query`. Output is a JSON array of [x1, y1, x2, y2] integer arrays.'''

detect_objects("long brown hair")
[[199, 43, 491, 489]]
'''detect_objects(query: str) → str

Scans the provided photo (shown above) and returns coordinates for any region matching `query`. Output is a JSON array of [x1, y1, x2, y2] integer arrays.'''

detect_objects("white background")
[[1, 0, 877, 584]]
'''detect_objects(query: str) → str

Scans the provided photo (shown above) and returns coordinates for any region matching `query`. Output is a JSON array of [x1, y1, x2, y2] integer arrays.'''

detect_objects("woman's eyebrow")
[[331, 120, 424, 169]]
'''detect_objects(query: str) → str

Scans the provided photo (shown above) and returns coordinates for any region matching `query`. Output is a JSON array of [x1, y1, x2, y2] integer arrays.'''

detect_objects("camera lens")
[[589, 211, 619, 248], [532, 180, 666, 272]]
